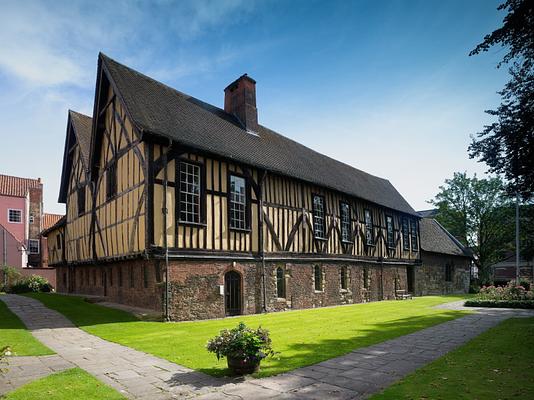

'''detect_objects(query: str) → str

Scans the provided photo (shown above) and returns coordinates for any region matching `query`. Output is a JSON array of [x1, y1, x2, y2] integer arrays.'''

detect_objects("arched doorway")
[[225, 271, 241, 316]]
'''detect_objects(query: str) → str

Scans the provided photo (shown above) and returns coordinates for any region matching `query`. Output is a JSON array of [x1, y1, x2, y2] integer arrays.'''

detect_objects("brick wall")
[[57, 258, 412, 321], [416, 251, 470, 295], [55, 259, 163, 311]]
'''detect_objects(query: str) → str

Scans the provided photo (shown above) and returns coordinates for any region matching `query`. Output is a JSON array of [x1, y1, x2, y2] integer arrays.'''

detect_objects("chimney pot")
[[224, 74, 258, 133]]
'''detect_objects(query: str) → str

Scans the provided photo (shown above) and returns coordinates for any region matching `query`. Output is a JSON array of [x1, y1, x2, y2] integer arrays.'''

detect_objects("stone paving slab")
[[0, 355, 74, 395], [1, 294, 533, 399]]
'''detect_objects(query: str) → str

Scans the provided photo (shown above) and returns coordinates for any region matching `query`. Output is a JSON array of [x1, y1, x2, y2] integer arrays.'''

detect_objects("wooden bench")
[[396, 290, 413, 300]]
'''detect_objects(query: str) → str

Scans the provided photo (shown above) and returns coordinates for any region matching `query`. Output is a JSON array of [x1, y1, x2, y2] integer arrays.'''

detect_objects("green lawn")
[[370, 317, 534, 400], [2, 368, 126, 400], [0, 296, 53, 356], [24, 293, 469, 377]]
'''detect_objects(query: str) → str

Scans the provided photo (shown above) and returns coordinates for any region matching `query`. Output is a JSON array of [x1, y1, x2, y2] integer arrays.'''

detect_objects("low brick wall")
[[20, 268, 57, 288]]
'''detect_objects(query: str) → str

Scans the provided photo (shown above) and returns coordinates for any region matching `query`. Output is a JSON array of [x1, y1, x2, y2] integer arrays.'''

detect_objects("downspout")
[[258, 170, 267, 312], [163, 141, 171, 321]]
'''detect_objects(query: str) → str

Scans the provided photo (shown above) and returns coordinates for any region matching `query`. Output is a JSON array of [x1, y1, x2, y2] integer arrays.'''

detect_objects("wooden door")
[[225, 271, 241, 316]]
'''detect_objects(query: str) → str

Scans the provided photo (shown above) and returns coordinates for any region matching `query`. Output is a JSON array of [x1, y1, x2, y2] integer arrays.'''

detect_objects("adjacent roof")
[[0, 174, 41, 198], [418, 209, 438, 218], [99, 53, 417, 216], [41, 215, 66, 236], [42, 213, 64, 232], [420, 218, 472, 258], [69, 110, 93, 167]]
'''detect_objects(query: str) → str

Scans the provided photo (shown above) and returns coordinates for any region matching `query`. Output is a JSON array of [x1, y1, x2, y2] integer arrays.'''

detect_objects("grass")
[[370, 317, 534, 400], [0, 295, 53, 356], [24, 293, 470, 377], [2, 368, 126, 400]]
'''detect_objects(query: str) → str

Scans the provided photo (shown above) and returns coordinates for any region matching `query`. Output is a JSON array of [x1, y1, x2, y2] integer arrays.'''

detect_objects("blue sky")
[[0, 0, 507, 214]]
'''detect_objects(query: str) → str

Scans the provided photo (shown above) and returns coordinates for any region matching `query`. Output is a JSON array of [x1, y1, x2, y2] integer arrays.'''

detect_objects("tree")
[[430, 172, 514, 282], [469, 0, 534, 198]]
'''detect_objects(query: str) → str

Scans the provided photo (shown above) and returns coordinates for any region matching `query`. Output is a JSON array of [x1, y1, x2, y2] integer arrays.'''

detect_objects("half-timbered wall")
[[152, 149, 260, 253], [151, 148, 419, 261], [65, 141, 92, 263], [46, 226, 65, 266], [92, 85, 146, 260]]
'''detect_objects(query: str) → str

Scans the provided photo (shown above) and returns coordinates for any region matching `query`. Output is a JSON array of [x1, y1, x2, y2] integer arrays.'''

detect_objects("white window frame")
[[8, 209, 22, 223], [229, 174, 247, 230], [179, 161, 201, 224], [312, 195, 326, 240], [28, 239, 40, 254]]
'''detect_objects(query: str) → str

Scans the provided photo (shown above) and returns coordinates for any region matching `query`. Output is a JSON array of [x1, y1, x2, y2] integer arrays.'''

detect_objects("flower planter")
[[227, 356, 261, 375]]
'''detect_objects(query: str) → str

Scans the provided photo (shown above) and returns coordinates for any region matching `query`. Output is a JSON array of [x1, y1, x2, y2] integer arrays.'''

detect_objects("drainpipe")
[[163, 142, 171, 321], [258, 170, 267, 312]]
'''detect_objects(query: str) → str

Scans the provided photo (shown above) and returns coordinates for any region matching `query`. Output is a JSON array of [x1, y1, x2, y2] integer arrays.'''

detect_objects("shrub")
[[1, 266, 22, 292], [8, 275, 53, 294], [206, 322, 275, 362], [519, 279, 531, 291], [476, 281, 534, 301]]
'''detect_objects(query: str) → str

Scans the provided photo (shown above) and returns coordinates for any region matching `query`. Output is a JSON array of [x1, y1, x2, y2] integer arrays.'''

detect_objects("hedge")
[[464, 300, 534, 309]]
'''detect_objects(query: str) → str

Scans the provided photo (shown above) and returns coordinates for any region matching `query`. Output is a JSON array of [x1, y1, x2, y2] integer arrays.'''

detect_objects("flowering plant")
[[477, 282, 534, 301], [206, 322, 275, 362], [1, 346, 12, 373]]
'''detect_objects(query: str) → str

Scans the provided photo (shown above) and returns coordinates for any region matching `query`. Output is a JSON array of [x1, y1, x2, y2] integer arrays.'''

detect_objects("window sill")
[[229, 227, 251, 233], [276, 297, 287, 302], [314, 237, 328, 241], [178, 221, 207, 228], [341, 240, 353, 244], [314, 290, 324, 293]]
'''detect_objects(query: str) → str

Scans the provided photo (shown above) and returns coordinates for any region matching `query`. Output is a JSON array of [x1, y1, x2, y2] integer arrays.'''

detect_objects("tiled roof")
[[42, 213, 64, 232], [0, 174, 41, 198], [420, 218, 472, 257], [69, 110, 92, 167], [41, 215, 66, 236], [99, 53, 418, 216]]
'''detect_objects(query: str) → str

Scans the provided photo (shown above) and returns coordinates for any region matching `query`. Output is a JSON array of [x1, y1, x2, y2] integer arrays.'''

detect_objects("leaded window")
[[106, 162, 117, 200], [313, 195, 326, 239], [410, 220, 419, 251], [364, 209, 374, 245], [276, 267, 286, 298], [445, 263, 454, 282], [402, 217, 410, 250], [179, 162, 201, 223], [314, 265, 323, 291], [28, 239, 39, 254], [8, 209, 22, 223], [363, 267, 369, 289], [340, 202, 351, 242], [78, 186, 85, 216], [386, 215, 395, 248], [229, 175, 247, 230], [340, 266, 348, 290]]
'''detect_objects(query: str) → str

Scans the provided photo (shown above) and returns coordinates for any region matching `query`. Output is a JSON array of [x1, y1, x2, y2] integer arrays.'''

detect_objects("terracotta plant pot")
[[227, 356, 261, 375]]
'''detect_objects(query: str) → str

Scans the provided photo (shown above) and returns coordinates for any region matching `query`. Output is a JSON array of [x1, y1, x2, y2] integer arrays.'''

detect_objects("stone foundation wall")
[[55, 259, 163, 311], [57, 258, 413, 321], [416, 251, 470, 295]]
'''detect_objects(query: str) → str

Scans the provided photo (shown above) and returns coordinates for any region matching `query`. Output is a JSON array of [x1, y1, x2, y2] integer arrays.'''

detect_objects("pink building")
[[0, 174, 62, 287]]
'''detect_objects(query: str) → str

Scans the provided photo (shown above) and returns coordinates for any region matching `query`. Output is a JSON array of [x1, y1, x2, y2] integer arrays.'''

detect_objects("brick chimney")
[[224, 74, 258, 133]]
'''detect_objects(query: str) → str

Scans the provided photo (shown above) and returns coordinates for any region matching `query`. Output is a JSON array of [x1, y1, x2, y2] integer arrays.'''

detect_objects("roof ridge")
[[431, 218, 472, 256], [0, 173, 41, 182]]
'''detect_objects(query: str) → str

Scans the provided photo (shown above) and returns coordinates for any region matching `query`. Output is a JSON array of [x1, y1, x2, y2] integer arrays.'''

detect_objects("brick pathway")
[[1, 294, 533, 399]]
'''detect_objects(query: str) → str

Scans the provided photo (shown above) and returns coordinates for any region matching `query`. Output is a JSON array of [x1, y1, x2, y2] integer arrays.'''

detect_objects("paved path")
[[0, 355, 73, 395], [1, 294, 533, 399]]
